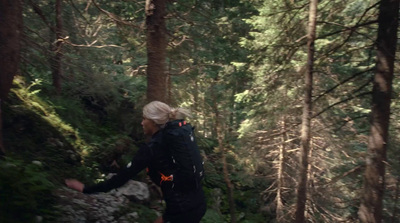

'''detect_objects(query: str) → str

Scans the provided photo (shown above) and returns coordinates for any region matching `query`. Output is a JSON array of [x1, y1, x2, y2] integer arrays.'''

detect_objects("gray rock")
[[54, 180, 153, 223], [111, 180, 150, 202]]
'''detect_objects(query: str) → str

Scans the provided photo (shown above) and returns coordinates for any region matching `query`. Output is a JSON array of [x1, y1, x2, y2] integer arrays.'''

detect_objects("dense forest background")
[[0, 0, 399, 222]]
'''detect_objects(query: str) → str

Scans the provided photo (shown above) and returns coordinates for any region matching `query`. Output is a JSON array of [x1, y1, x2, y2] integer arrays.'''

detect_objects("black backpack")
[[162, 119, 204, 191]]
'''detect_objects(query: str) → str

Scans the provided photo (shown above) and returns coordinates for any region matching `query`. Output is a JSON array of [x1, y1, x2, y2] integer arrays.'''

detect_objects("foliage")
[[113, 203, 158, 223], [0, 157, 56, 223], [84, 135, 139, 174], [2, 0, 399, 222], [201, 209, 225, 223]]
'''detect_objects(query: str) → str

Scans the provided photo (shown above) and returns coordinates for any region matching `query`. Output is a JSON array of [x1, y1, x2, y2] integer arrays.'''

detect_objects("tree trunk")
[[295, 0, 317, 222], [0, 100, 4, 156], [358, 0, 399, 222], [0, 0, 23, 155], [222, 146, 236, 223], [0, 0, 22, 99], [166, 60, 172, 105], [51, 0, 63, 94], [211, 79, 236, 223], [276, 118, 287, 222], [145, 0, 168, 103], [391, 178, 400, 222]]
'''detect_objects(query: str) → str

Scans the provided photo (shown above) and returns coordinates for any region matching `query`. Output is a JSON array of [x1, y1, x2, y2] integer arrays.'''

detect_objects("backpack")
[[162, 119, 204, 191]]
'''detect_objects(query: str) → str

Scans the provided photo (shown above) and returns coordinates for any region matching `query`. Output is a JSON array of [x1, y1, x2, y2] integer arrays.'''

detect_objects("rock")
[[32, 160, 42, 166], [111, 180, 150, 202], [35, 216, 43, 222], [54, 180, 154, 223]]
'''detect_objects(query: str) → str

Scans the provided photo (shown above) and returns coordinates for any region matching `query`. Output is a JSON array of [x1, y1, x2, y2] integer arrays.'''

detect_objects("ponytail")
[[143, 101, 191, 126], [169, 107, 192, 120]]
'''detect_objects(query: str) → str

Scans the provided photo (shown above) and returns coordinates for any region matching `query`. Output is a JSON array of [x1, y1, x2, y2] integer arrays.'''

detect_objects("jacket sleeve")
[[83, 144, 152, 194]]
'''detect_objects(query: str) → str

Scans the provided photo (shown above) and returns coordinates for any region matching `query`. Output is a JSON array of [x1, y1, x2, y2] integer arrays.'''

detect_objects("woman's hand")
[[65, 179, 84, 192]]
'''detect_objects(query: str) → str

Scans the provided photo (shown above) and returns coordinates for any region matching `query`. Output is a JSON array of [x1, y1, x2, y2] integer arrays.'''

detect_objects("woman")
[[65, 101, 206, 223]]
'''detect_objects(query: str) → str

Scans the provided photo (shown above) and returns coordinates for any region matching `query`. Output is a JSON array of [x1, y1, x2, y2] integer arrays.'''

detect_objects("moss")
[[0, 157, 57, 223]]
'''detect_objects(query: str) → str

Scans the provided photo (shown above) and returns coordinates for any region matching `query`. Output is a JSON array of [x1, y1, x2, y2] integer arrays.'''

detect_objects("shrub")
[[0, 157, 56, 222]]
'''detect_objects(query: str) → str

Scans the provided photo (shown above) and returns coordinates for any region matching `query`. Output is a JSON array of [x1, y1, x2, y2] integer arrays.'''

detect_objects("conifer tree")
[[0, 0, 22, 154], [295, 0, 318, 222], [358, 0, 399, 222], [146, 0, 168, 102], [50, 0, 64, 94]]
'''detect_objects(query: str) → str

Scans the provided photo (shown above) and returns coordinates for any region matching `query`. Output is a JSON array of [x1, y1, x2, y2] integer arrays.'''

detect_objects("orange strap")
[[159, 172, 173, 185]]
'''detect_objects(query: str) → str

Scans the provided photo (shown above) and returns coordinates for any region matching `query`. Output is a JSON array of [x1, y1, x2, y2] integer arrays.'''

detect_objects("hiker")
[[65, 101, 206, 223]]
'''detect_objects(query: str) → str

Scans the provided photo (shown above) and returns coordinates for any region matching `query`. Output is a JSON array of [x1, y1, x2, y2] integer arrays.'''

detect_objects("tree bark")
[[276, 118, 287, 222], [145, 0, 168, 103], [211, 79, 236, 223], [295, 0, 317, 222], [391, 178, 400, 222], [51, 0, 64, 94], [0, 0, 23, 154], [0, 100, 4, 156], [358, 0, 399, 222]]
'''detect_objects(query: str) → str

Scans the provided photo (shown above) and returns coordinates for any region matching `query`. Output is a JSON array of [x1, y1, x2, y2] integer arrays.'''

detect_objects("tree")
[[358, 0, 399, 222], [50, 0, 64, 94], [0, 0, 23, 154], [276, 117, 288, 222], [146, 0, 168, 102], [211, 76, 237, 223], [295, 0, 318, 222]]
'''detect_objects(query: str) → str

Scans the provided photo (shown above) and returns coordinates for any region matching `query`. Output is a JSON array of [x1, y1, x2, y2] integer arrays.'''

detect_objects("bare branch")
[[64, 39, 123, 48], [325, 165, 363, 186]]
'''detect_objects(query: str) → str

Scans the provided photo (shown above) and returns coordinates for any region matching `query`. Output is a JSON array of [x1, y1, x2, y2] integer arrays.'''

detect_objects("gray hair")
[[143, 101, 191, 126]]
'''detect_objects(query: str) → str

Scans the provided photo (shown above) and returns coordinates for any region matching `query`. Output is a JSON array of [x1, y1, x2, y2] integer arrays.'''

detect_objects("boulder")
[[54, 180, 155, 223]]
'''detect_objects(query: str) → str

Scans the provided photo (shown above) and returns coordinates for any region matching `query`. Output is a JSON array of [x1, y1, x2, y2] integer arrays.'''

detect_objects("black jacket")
[[83, 130, 205, 215]]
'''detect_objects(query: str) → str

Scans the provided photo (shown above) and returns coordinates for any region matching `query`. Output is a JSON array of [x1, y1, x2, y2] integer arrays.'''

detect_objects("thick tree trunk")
[[0, 100, 4, 156], [0, 0, 23, 154], [51, 0, 63, 94], [0, 0, 22, 99], [145, 0, 168, 103], [358, 0, 399, 222], [295, 0, 317, 222]]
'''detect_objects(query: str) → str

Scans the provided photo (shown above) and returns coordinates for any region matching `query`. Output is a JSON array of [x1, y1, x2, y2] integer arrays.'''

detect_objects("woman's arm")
[[65, 179, 84, 192], [65, 144, 152, 194]]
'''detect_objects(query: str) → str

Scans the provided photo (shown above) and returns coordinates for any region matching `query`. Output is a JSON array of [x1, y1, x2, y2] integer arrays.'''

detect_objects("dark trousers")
[[163, 201, 206, 223]]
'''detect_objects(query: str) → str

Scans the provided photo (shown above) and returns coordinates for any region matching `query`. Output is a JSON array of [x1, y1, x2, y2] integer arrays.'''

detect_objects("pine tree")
[[358, 0, 399, 222]]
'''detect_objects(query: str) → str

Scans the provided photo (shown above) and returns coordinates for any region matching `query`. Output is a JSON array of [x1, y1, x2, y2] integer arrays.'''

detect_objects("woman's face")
[[141, 117, 159, 136]]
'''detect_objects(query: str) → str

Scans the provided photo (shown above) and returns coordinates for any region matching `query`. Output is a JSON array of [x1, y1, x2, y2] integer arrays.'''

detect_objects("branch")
[[315, 3, 379, 59], [265, 2, 309, 17], [169, 67, 192, 76], [317, 2, 379, 40], [332, 115, 368, 132], [130, 65, 147, 76], [314, 68, 374, 102], [324, 165, 363, 186], [317, 20, 377, 40], [91, 0, 142, 28], [313, 91, 371, 119], [27, 0, 56, 33], [67, 0, 90, 24], [64, 39, 123, 48]]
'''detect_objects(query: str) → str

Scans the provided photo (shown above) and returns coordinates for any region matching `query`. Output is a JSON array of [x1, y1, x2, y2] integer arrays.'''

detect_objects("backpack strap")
[[159, 172, 174, 185], [165, 119, 187, 128]]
